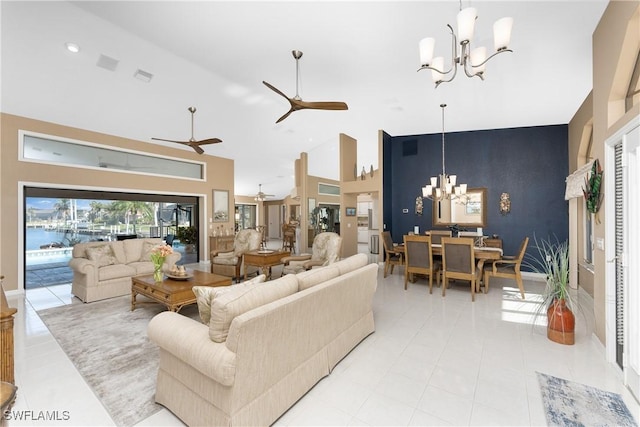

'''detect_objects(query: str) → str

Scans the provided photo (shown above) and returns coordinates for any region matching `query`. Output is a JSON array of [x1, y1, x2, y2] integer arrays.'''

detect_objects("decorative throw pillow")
[[192, 274, 266, 324], [85, 245, 117, 267]]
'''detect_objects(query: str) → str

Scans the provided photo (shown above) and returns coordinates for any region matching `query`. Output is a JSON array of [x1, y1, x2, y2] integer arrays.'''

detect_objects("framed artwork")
[[345, 207, 356, 216], [213, 190, 229, 222]]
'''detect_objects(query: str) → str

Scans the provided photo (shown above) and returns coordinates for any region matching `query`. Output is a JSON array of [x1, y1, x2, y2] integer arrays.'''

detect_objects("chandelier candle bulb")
[[471, 47, 487, 74], [419, 38, 436, 65], [493, 17, 514, 51], [431, 57, 445, 82], [457, 7, 477, 43]]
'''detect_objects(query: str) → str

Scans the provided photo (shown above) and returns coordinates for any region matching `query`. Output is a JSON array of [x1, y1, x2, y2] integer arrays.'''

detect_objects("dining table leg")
[[476, 260, 487, 293]]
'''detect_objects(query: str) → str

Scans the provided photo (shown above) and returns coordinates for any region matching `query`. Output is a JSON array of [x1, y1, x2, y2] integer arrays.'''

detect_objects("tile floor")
[[5, 246, 640, 426]]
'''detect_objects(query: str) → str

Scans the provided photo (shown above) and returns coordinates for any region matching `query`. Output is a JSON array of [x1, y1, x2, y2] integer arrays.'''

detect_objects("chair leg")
[[516, 272, 525, 299], [471, 279, 475, 302], [428, 272, 433, 294], [404, 270, 409, 290], [484, 271, 490, 294], [441, 274, 447, 297]]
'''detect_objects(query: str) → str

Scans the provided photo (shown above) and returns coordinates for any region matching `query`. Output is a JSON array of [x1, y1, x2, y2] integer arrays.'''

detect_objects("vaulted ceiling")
[[1, 1, 608, 199]]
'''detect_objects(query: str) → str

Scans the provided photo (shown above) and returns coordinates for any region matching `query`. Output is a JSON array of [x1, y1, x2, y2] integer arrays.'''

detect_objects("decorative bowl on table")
[[166, 268, 193, 280]]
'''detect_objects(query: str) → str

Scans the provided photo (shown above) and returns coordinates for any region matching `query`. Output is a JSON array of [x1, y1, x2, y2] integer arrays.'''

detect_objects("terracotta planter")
[[547, 298, 575, 345]]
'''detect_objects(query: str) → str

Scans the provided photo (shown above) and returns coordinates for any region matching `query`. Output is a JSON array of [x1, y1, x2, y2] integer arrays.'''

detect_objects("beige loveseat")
[[148, 253, 377, 426], [69, 238, 181, 303]]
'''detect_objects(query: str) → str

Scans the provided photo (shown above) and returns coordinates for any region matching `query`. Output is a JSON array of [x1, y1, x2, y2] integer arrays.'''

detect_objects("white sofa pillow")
[[209, 274, 298, 343], [85, 245, 117, 267], [192, 274, 266, 324]]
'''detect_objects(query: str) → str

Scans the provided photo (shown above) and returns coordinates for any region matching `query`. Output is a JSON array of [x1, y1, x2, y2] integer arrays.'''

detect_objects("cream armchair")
[[211, 229, 262, 282], [281, 232, 342, 275]]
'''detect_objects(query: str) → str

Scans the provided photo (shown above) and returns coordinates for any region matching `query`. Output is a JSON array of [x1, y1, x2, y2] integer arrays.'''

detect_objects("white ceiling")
[[1, 1, 608, 199]]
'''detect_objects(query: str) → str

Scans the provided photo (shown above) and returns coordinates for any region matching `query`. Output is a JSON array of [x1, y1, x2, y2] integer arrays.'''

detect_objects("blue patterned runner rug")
[[537, 372, 638, 426]]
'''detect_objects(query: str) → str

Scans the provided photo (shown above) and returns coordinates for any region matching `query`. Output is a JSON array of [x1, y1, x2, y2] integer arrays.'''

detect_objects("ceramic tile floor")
[[6, 254, 640, 426]]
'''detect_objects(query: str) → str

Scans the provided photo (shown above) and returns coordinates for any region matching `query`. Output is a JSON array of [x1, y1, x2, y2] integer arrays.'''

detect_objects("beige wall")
[[576, 1, 640, 344], [0, 113, 234, 292], [339, 132, 383, 259]]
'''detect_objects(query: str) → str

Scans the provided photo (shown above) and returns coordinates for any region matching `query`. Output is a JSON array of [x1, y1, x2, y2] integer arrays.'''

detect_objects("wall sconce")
[[499, 192, 511, 215]]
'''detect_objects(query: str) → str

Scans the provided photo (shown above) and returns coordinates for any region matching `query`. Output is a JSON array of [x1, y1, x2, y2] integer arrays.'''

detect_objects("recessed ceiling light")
[[65, 42, 80, 53]]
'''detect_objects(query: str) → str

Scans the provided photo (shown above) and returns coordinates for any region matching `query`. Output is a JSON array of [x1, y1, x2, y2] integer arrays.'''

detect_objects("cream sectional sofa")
[[69, 238, 181, 303], [147, 253, 377, 427]]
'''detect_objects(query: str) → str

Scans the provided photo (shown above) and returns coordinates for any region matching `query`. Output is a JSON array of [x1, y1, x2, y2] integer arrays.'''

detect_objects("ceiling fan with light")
[[152, 107, 222, 154], [263, 50, 348, 123], [254, 184, 275, 202]]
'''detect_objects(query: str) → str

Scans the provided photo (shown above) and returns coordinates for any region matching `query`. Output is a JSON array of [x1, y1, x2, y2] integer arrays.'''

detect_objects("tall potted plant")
[[527, 236, 575, 345]]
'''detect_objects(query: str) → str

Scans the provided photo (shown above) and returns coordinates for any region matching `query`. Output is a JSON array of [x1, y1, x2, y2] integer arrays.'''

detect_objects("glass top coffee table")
[[131, 270, 232, 313]]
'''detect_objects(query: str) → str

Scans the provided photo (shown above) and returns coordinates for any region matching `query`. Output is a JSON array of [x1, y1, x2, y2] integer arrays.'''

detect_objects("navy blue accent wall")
[[383, 124, 568, 270]]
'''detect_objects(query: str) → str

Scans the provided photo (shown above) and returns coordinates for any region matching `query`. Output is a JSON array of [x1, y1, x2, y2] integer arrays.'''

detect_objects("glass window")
[[318, 183, 340, 196], [20, 132, 205, 180], [584, 209, 594, 265]]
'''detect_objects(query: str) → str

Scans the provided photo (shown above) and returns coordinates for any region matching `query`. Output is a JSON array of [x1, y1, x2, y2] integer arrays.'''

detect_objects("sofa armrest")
[[281, 254, 312, 265], [148, 312, 237, 386], [68, 257, 97, 274]]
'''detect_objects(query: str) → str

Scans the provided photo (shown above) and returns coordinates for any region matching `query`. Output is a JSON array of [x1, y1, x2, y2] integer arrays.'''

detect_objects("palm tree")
[[108, 201, 155, 234], [88, 201, 104, 223], [54, 199, 70, 225]]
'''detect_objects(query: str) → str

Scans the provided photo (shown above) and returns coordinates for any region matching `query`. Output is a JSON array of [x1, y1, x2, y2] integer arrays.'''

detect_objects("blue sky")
[[26, 198, 96, 210]]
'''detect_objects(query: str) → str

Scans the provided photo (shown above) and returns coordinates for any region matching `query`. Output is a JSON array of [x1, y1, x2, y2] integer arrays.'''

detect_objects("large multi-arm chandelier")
[[417, 2, 514, 88], [422, 104, 468, 203]]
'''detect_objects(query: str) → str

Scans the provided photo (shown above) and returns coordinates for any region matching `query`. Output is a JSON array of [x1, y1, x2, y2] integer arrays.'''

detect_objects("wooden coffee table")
[[131, 270, 232, 312], [243, 250, 290, 280]]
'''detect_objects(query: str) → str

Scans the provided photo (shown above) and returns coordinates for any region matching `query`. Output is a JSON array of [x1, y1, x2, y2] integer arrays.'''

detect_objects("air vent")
[[402, 139, 418, 156], [133, 69, 153, 83], [96, 54, 119, 72]]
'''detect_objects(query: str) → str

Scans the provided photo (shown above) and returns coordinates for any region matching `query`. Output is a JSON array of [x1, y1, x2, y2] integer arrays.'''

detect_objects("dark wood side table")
[[243, 250, 291, 280]]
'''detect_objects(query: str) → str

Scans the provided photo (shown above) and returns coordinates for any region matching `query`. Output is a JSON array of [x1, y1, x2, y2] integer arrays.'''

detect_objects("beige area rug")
[[37, 295, 200, 426]]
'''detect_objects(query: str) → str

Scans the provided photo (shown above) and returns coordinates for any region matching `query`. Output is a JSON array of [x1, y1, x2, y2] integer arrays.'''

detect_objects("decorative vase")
[[153, 263, 163, 282], [547, 298, 575, 345]]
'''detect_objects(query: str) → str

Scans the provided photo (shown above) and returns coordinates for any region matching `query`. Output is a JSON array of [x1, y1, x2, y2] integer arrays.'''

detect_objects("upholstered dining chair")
[[428, 229, 452, 244], [484, 236, 529, 299], [281, 232, 342, 275], [441, 237, 478, 301], [210, 229, 262, 282], [403, 234, 440, 293], [381, 231, 404, 278]]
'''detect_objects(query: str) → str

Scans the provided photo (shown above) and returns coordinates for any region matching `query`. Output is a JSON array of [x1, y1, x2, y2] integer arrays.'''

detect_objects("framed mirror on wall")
[[432, 187, 487, 227]]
